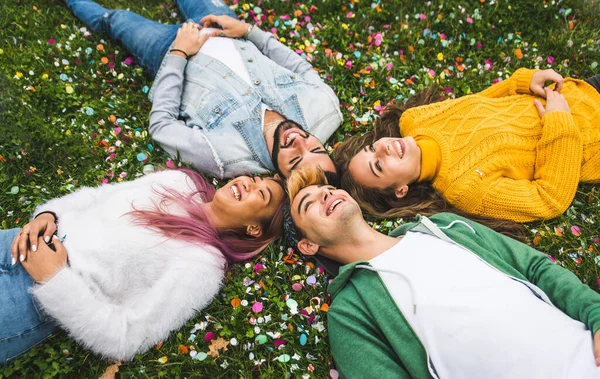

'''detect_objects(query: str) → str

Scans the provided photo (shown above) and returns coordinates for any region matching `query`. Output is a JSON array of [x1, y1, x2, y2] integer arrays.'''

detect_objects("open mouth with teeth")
[[326, 199, 344, 216], [281, 128, 306, 147], [393, 140, 405, 159], [230, 183, 242, 201]]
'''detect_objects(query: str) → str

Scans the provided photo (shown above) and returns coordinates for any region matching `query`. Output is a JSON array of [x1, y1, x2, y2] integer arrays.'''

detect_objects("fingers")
[[10, 233, 19, 265], [531, 85, 546, 98], [200, 14, 219, 27], [533, 99, 545, 118], [28, 224, 40, 253], [593, 330, 600, 366], [17, 229, 30, 262], [43, 221, 57, 244], [50, 235, 67, 255]]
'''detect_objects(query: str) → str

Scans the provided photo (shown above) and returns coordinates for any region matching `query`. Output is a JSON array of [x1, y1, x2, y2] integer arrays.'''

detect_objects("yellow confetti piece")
[[117, 73, 124, 79], [437, 52, 444, 61], [158, 356, 168, 364], [42, 73, 48, 80], [65, 85, 74, 94], [16, 72, 23, 78]]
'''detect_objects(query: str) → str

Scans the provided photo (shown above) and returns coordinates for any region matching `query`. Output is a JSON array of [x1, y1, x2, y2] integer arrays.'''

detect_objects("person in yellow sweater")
[[333, 68, 600, 222]]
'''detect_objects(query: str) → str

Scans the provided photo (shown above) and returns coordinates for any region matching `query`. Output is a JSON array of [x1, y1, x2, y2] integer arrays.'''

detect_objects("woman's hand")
[[199, 15, 249, 38], [10, 213, 57, 264], [530, 69, 564, 98], [533, 87, 571, 118], [171, 22, 211, 58], [21, 235, 68, 283]]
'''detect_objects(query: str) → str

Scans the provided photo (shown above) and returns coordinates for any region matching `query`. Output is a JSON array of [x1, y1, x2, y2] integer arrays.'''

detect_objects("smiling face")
[[348, 137, 422, 198], [271, 120, 335, 179], [290, 184, 362, 249], [212, 176, 285, 231]]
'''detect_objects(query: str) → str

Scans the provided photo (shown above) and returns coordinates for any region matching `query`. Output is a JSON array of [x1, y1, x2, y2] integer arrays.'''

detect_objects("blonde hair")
[[287, 166, 329, 206]]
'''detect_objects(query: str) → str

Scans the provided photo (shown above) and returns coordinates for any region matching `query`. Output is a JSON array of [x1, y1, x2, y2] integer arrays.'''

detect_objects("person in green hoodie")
[[286, 166, 600, 379]]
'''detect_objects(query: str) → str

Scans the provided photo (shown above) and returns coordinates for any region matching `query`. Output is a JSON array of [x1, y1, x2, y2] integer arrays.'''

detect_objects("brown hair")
[[333, 87, 527, 242]]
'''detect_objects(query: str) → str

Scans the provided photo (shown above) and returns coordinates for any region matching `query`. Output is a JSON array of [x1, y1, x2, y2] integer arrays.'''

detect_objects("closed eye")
[[375, 161, 382, 172], [369, 144, 375, 152], [310, 147, 327, 154], [304, 200, 314, 213]]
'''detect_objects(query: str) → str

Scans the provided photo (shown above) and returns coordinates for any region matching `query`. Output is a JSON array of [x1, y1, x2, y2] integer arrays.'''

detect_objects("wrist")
[[36, 211, 57, 224], [243, 24, 254, 39], [170, 48, 190, 59]]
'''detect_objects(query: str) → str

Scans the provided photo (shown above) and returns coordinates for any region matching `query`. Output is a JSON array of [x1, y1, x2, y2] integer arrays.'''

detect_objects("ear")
[[273, 173, 281, 180], [394, 184, 409, 199], [297, 238, 320, 256], [246, 224, 263, 238]]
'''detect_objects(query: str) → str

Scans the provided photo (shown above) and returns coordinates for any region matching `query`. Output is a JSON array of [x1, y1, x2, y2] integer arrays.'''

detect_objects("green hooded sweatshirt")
[[327, 213, 600, 379]]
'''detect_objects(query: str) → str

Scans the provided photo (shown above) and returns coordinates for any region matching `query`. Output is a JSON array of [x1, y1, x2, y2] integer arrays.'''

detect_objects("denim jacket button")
[[253, 79, 261, 85], [247, 58, 254, 62], [214, 107, 221, 114], [291, 76, 296, 81]]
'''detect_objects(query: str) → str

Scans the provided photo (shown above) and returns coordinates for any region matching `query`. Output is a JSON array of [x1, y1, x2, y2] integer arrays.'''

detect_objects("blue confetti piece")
[[59, 74, 69, 81], [142, 85, 149, 94], [353, 51, 361, 58], [299, 334, 307, 346], [147, 144, 154, 152], [108, 104, 115, 109], [137, 152, 148, 162], [85, 47, 92, 55], [116, 118, 124, 124], [85, 107, 94, 116]]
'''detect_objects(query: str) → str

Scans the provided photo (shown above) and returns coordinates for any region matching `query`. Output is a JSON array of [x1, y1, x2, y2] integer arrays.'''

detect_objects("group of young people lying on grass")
[[1, 0, 599, 377]]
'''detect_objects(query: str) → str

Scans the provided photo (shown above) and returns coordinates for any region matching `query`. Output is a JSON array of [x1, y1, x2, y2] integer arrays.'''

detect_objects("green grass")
[[1, 0, 599, 377]]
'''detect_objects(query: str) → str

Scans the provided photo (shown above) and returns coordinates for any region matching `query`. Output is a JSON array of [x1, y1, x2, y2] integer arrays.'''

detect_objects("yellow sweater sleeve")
[[477, 68, 538, 98], [475, 111, 582, 222]]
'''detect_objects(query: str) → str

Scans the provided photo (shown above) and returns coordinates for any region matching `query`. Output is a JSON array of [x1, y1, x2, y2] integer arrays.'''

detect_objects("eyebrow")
[[297, 192, 311, 215], [290, 157, 303, 172], [266, 186, 273, 205], [369, 161, 379, 178]]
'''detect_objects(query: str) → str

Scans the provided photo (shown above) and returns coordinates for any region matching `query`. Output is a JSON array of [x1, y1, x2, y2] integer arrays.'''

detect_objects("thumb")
[[594, 330, 600, 366], [533, 99, 545, 117], [51, 235, 67, 254]]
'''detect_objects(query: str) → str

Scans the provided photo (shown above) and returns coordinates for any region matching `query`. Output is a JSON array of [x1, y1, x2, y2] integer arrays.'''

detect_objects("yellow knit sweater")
[[401, 68, 600, 222]]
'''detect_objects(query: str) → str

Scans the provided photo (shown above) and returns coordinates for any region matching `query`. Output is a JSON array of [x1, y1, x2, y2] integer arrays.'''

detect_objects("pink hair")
[[129, 169, 286, 263]]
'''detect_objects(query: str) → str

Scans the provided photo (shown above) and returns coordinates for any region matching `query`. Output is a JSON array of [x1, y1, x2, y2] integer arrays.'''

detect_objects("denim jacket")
[[148, 27, 342, 179]]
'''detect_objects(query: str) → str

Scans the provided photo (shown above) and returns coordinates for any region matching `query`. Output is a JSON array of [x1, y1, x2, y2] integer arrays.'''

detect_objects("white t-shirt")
[[369, 231, 599, 378]]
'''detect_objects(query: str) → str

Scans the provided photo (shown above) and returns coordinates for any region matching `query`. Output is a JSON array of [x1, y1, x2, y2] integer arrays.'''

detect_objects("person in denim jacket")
[[67, 0, 343, 180]]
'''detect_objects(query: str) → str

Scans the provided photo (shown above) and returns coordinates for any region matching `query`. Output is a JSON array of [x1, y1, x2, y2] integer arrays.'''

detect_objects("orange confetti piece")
[[259, 280, 267, 290], [514, 48, 523, 59], [179, 345, 189, 354], [155, 341, 164, 349], [305, 262, 315, 270], [231, 298, 241, 308], [305, 45, 315, 53], [294, 10, 303, 17], [320, 303, 329, 312], [108, 115, 116, 123], [101, 57, 109, 64], [97, 44, 104, 51], [533, 235, 541, 246], [408, 45, 415, 53]]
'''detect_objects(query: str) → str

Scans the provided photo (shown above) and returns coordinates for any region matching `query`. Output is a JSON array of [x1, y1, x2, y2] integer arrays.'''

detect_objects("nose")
[[292, 134, 308, 150], [375, 142, 390, 159], [320, 186, 333, 203]]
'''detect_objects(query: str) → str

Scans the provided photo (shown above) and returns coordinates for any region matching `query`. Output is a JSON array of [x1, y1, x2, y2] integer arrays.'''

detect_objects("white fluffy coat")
[[32, 170, 225, 360]]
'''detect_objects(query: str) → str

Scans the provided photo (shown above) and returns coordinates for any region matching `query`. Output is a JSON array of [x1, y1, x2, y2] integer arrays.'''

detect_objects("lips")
[[393, 139, 405, 159], [326, 197, 345, 216], [230, 183, 241, 201], [281, 128, 305, 147]]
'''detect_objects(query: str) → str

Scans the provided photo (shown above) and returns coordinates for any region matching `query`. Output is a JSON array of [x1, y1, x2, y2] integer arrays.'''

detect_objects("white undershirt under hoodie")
[[31, 170, 226, 360]]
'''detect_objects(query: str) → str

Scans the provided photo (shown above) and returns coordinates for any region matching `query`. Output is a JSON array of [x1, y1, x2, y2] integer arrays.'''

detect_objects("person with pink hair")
[[0, 169, 286, 363]]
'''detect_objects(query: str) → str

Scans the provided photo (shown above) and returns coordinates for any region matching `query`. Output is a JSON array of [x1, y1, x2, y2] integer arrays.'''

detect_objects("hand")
[[199, 15, 249, 38], [10, 213, 57, 264], [533, 87, 571, 118], [171, 22, 210, 58], [21, 235, 68, 283], [594, 329, 600, 366], [530, 69, 564, 98]]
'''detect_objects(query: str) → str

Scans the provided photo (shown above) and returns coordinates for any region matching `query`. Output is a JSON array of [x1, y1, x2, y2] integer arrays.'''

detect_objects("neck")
[[263, 110, 285, 154], [415, 136, 441, 182], [320, 222, 400, 264], [203, 201, 232, 231]]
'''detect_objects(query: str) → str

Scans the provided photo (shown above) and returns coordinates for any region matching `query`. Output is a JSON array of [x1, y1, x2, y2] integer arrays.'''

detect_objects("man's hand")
[[533, 87, 571, 118], [594, 329, 600, 366], [530, 69, 564, 98], [10, 213, 57, 264], [21, 235, 68, 283], [200, 15, 249, 38], [171, 22, 210, 58]]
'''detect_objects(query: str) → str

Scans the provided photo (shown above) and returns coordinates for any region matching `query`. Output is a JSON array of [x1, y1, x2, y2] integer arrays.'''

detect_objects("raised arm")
[[148, 23, 222, 177]]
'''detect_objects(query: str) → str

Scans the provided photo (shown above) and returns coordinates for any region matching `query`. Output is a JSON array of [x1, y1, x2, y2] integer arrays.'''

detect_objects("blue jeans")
[[0, 229, 57, 364], [67, 0, 236, 77]]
